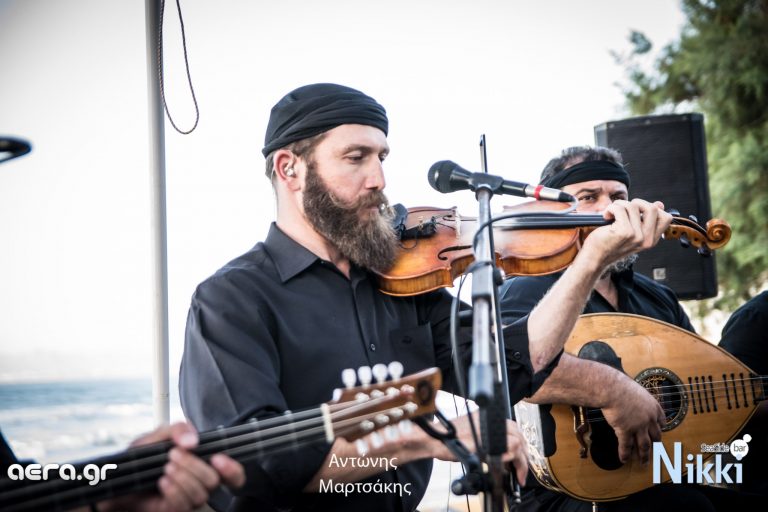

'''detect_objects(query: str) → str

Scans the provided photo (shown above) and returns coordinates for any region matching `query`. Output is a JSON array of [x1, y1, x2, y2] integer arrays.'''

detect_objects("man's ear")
[[272, 149, 300, 189]]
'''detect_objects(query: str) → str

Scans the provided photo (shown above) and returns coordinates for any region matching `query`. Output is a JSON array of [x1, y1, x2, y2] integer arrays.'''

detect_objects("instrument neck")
[[1, 408, 328, 512]]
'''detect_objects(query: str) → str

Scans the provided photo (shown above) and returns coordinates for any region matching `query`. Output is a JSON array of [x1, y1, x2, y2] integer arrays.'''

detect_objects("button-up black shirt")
[[180, 224, 556, 511], [719, 290, 768, 376], [500, 268, 694, 331]]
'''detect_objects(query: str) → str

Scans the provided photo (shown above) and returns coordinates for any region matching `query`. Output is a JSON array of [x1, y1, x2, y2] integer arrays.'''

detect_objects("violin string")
[[471, 204, 581, 251]]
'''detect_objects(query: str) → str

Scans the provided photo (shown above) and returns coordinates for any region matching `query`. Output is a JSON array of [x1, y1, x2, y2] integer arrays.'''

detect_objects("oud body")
[[516, 313, 765, 502]]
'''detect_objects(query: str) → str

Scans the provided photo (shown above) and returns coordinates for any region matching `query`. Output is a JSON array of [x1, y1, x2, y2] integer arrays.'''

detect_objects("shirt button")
[[513, 351, 522, 360], [370, 343, 377, 351]]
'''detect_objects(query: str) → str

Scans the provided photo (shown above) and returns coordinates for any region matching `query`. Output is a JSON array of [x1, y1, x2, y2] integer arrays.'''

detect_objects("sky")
[[0, 0, 687, 388]]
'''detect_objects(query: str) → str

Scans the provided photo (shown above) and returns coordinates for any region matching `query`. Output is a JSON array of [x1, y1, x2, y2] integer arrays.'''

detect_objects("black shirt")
[[719, 290, 768, 376], [1, 430, 18, 476], [180, 223, 557, 511], [500, 268, 694, 332]]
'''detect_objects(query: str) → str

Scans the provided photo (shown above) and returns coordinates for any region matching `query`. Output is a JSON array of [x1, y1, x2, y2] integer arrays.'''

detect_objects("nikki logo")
[[652, 438, 750, 485]]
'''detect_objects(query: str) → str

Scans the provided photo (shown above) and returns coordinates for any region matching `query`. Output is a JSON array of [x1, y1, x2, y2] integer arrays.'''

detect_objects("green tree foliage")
[[617, 0, 768, 309]]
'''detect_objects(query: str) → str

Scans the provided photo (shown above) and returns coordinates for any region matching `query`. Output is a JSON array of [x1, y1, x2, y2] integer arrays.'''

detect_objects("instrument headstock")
[[328, 364, 441, 445], [666, 213, 731, 255]]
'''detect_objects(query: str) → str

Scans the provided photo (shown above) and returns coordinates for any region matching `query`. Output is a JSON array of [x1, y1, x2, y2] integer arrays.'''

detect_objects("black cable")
[[158, 0, 200, 134], [449, 274, 484, 459]]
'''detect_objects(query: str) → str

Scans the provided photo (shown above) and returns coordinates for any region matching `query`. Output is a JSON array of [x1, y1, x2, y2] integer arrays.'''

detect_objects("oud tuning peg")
[[355, 439, 369, 456], [679, 233, 691, 248], [384, 425, 400, 441], [398, 419, 413, 435], [388, 361, 404, 381], [372, 363, 388, 383], [667, 208, 680, 216], [369, 432, 384, 449], [698, 245, 712, 257], [341, 368, 357, 389], [688, 214, 699, 223], [357, 366, 372, 386]]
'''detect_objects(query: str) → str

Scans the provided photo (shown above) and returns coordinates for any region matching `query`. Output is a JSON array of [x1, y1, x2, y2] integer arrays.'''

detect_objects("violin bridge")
[[455, 210, 461, 238]]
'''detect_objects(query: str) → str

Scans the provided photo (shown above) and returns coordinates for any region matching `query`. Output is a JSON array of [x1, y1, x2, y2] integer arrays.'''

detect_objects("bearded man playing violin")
[[499, 145, 760, 512], [178, 84, 674, 512], [180, 83, 538, 512]]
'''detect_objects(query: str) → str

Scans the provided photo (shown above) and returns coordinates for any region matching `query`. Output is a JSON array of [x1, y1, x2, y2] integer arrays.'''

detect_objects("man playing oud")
[[500, 145, 760, 511]]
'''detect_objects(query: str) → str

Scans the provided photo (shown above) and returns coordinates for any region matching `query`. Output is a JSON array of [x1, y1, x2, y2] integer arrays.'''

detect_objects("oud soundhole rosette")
[[636, 367, 688, 431]]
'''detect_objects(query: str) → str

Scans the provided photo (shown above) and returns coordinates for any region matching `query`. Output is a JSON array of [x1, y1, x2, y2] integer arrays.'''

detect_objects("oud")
[[515, 313, 766, 502], [1, 365, 440, 512]]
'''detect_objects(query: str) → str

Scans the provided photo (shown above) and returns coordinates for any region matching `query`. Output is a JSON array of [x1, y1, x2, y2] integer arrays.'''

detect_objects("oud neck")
[[758, 375, 768, 401], [0, 408, 329, 512]]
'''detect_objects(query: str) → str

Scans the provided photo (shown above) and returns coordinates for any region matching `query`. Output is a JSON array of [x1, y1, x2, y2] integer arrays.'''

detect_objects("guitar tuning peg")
[[688, 214, 698, 223], [698, 245, 712, 257], [357, 366, 372, 386], [372, 363, 388, 383], [679, 233, 691, 249], [341, 368, 357, 389], [667, 208, 680, 216], [388, 361, 404, 381], [355, 439, 369, 456]]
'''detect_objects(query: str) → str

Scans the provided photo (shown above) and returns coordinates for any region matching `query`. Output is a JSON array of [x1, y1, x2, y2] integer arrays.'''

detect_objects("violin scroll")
[[663, 217, 731, 252]]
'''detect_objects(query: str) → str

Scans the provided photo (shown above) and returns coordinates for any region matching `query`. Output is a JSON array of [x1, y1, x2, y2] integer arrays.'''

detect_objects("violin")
[[375, 201, 731, 297]]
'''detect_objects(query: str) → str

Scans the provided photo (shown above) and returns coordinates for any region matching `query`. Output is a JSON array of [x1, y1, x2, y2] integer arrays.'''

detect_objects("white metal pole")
[[144, 0, 170, 425]]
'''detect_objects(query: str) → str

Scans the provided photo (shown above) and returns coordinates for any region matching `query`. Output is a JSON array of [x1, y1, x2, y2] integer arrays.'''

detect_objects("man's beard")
[[602, 253, 639, 279], [303, 163, 398, 271]]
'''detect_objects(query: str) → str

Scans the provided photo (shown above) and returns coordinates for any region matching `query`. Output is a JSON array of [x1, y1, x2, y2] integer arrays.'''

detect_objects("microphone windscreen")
[[428, 160, 468, 194]]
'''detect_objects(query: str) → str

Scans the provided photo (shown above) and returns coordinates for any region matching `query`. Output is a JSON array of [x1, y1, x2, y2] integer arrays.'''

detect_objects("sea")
[[0, 378, 156, 464]]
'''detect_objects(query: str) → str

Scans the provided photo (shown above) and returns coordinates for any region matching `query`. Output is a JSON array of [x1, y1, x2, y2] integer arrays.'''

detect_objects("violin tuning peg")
[[388, 361, 404, 381], [679, 233, 691, 249], [698, 245, 712, 257], [357, 366, 372, 386], [341, 368, 357, 389], [372, 363, 388, 383], [688, 214, 699, 223], [667, 208, 680, 217]]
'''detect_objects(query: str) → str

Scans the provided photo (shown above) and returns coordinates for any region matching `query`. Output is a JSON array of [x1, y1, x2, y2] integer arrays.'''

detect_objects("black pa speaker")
[[594, 113, 718, 300]]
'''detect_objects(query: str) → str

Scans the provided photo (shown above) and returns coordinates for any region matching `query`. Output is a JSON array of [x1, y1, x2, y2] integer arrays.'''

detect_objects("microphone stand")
[[465, 135, 514, 512]]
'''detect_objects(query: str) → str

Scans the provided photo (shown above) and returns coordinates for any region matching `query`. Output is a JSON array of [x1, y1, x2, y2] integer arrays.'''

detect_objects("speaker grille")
[[595, 114, 717, 300]]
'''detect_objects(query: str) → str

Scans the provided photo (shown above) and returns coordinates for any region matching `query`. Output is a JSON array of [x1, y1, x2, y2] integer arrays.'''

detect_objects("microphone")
[[428, 160, 574, 202]]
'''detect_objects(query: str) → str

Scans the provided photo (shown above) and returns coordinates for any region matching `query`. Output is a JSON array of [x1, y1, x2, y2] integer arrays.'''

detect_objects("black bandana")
[[262, 83, 389, 157], [540, 160, 631, 190]]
